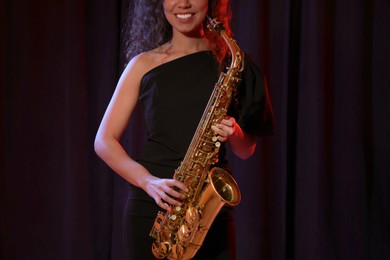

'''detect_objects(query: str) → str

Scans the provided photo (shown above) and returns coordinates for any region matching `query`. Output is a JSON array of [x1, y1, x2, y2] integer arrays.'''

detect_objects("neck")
[[168, 30, 210, 54]]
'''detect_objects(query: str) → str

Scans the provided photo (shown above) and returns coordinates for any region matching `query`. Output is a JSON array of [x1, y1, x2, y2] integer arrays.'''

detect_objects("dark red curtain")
[[1, 0, 389, 259]]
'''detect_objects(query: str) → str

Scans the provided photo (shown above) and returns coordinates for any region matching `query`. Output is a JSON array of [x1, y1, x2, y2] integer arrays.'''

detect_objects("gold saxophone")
[[149, 17, 244, 260]]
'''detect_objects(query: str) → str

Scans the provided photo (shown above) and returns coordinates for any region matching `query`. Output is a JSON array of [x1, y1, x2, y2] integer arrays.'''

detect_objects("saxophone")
[[149, 17, 244, 260]]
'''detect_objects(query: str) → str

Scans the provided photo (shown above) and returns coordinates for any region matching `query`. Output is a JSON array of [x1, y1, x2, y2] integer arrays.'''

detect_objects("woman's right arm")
[[94, 54, 187, 210]]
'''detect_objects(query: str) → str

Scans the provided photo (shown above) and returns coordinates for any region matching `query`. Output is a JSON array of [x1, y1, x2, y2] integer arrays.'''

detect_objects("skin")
[[94, 0, 256, 211]]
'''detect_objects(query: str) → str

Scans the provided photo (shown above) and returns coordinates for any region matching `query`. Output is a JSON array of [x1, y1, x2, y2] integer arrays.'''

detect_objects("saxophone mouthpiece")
[[206, 16, 225, 33]]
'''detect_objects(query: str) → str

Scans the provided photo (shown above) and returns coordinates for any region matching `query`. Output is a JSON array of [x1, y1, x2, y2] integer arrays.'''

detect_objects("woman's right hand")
[[144, 177, 188, 210]]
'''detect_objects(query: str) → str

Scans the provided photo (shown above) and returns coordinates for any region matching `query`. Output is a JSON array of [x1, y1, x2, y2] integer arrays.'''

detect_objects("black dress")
[[123, 51, 274, 260]]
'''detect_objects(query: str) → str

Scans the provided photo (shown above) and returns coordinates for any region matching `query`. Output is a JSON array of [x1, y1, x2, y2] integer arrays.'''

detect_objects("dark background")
[[1, 0, 389, 259]]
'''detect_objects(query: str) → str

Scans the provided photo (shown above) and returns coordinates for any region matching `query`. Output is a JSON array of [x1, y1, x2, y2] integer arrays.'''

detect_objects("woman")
[[94, 0, 274, 259]]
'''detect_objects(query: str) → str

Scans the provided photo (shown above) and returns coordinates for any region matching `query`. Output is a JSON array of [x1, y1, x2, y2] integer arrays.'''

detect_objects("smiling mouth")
[[176, 13, 193, 19]]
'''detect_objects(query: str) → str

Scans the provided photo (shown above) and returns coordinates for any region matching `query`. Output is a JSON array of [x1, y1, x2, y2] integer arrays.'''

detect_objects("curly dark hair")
[[123, 0, 232, 64]]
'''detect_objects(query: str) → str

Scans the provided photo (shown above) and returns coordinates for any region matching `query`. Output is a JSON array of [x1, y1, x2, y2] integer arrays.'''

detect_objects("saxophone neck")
[[207, 17, 244, 73]]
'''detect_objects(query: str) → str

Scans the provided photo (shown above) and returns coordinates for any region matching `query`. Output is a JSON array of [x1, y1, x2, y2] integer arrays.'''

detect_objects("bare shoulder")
[[122, 45, 175, 83], [127, 50, 163, 75], [115, 51, 163, 97], [125, 52, 152, 75]]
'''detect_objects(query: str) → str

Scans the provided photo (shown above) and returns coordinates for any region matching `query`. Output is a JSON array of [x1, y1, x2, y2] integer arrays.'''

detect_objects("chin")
[[175, 24, 205, 37]]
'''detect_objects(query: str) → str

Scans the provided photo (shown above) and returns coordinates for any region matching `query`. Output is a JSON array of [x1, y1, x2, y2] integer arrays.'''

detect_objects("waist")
[[138, 140, 229, 168]]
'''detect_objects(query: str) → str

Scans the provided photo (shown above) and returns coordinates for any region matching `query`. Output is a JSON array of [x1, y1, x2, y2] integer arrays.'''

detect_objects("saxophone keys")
[[167, 215, 180, 230], [211, 135, 221, 147], [185, 206, 200, 224], [178, 224, 191, 243], [152, 241, 171, 259]]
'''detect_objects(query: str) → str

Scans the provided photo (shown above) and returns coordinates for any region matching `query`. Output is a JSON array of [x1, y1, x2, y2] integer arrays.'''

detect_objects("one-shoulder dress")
[[123, 50, 274, 260]]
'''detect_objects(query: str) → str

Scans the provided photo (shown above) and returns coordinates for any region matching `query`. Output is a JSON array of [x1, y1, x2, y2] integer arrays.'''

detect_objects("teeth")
[[177, 14, 192, 19]]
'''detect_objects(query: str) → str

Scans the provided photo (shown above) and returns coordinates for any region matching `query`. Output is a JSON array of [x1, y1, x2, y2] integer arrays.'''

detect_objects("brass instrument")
[[149, 17, 244, 259]]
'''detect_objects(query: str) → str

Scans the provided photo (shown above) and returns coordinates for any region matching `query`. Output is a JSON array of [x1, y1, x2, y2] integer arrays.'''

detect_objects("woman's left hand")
[[212, 116, 257, 159], [211, 116, 236, 142]]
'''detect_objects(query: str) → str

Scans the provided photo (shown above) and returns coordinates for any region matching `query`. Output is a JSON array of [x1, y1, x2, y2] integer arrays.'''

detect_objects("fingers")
[[151, 179, 188, 210], [211, 125, 229, 141], [222, 116, 235, 126], [211, 117, 236, 141], [168, 179, 188, 193], [156, 199, 171, 211]]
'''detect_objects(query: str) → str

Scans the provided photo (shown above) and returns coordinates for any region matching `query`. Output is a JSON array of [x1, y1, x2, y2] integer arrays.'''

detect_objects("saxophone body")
[[149, 17, 244, 260]]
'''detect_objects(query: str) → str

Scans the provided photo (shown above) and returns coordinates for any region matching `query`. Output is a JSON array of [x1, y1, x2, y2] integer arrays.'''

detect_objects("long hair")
[[123, 0, 232, 64]]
